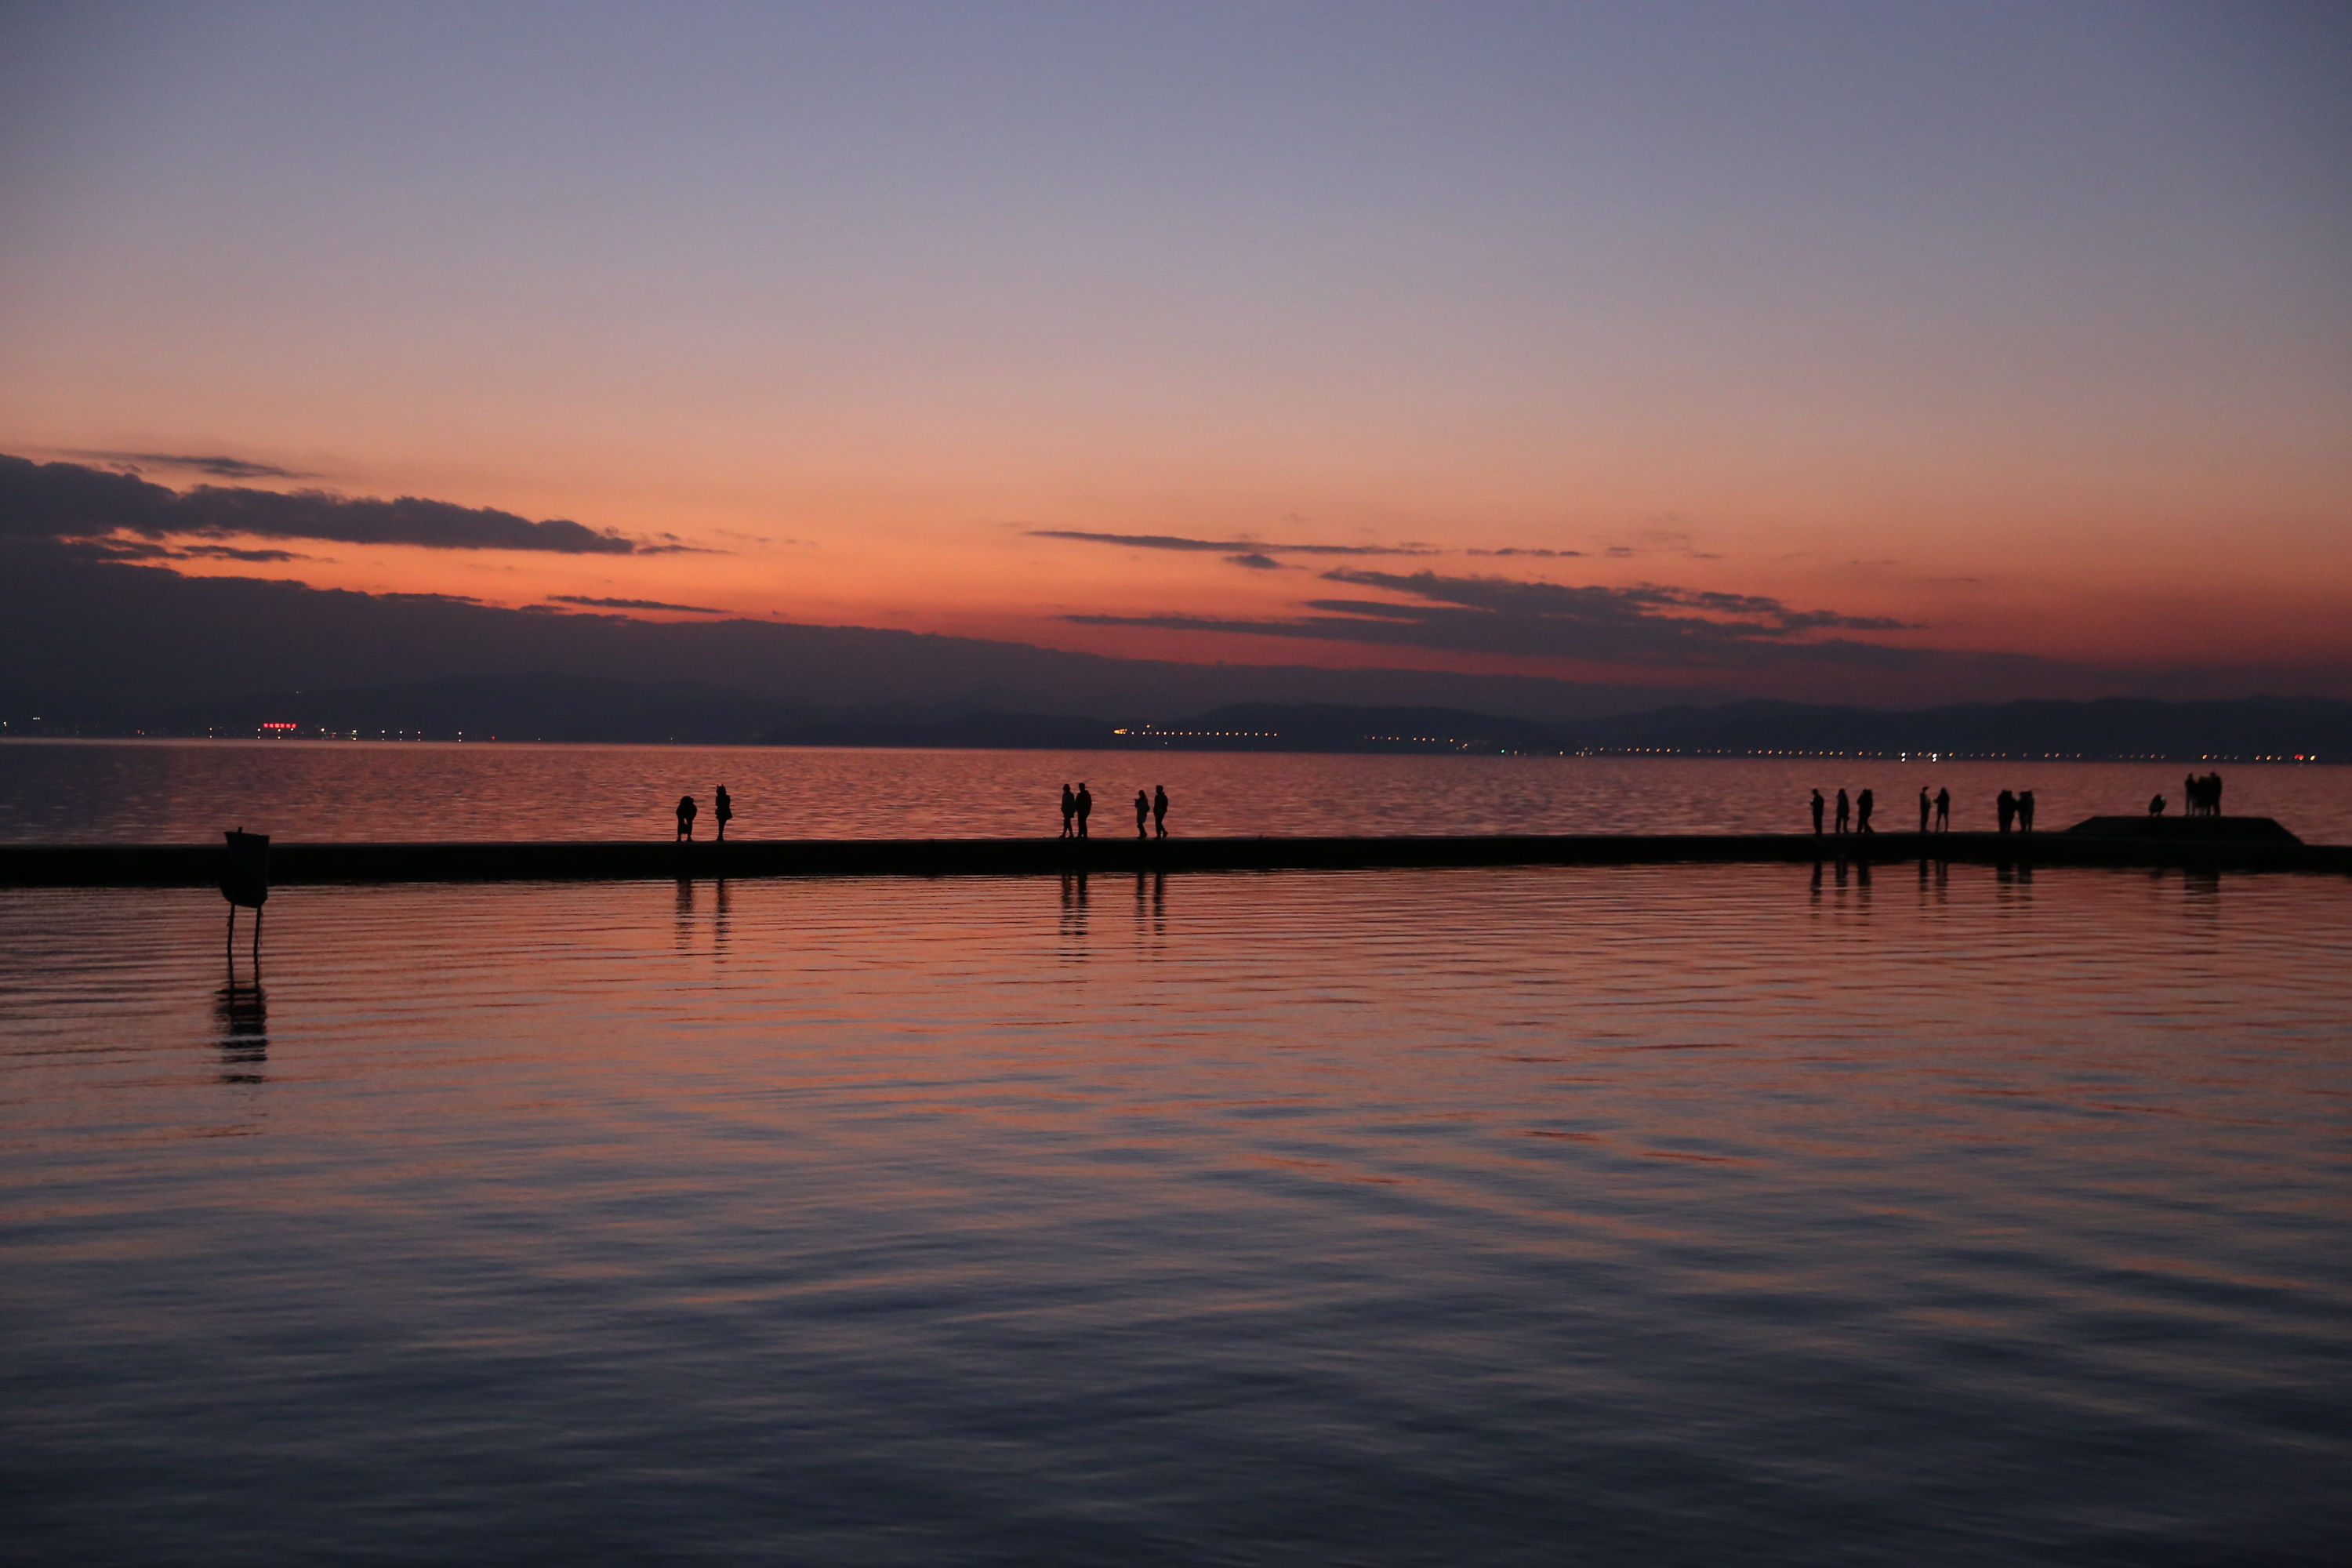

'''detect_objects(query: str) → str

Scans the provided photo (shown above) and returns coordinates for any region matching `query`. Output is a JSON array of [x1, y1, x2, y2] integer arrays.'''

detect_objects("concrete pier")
[[1, 827, 2344, 887]]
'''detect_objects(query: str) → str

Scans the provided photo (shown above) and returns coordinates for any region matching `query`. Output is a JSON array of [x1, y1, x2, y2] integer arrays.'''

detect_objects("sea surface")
[[0, 738, 2347, 843], [4, 858, 2349, 1564]]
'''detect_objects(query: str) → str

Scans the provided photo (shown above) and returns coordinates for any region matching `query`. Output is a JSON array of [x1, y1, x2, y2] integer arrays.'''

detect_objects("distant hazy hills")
[[25, 674, 2345, 762]]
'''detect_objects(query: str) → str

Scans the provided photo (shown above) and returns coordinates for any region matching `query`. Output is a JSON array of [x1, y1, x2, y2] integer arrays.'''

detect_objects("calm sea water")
[[4, 862, 2348, 1564], [1, 739, 2347, 843]]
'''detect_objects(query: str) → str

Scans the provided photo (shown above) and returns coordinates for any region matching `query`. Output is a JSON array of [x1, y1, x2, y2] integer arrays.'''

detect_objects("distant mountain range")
[[14, 673, 2342, 763]]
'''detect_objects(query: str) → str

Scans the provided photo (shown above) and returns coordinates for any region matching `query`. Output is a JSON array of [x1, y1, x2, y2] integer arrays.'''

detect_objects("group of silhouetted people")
[[1994, 789, 2035, 833], [1810, 783, 2039, 834], [1811, 787, 1879, 835], [675, 786, 731, 841], [1059, 782, 1170, 839], [2183, 772, 2224, 817]]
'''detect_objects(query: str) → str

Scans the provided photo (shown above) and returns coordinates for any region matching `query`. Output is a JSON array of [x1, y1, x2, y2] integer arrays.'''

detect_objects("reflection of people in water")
[[1060, 784, 1076, 838], [1134, 789, 1150, 838], [1856, 788, 1875, 834], [1810, 789, 1825, 836], [1152, 786, 1168, 838], [1934, 787, 1950, 833], [713, 785, 732, 841], [675, 794, 698, 841], [1075, 783, 1093, 838], [1835, 789, 1850, 835]]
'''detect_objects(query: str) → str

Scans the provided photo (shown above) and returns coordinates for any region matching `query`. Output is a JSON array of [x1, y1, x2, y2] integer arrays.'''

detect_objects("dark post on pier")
[[220, 829, 270, 968]]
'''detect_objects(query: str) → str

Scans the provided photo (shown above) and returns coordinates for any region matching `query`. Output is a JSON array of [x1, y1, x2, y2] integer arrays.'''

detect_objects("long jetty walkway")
[[2, 823, 2343, 887]]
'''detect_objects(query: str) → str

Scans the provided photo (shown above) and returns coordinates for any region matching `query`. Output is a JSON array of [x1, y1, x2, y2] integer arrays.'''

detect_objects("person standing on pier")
[[1857, 788, 1875, 834], [1835, 789, 1850, 834], [1060, 783, 1076, 838], [1152, 785, 1169, 838], [2017, 790, 2035, 833], [675, 793, 698, 841], [1934, 787, 1951, 833], [1996, 789, 2016, 833], [713, 786, 732, 842], [1134, 789, 1150, 838], [1918, 787, 1930, 833], [1810, 789, 1825, 835], [1076, 782, 1093, 838]]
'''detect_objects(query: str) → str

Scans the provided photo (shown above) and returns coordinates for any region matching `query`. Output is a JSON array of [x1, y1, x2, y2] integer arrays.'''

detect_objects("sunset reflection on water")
[[3, 863, 2347, 1564]]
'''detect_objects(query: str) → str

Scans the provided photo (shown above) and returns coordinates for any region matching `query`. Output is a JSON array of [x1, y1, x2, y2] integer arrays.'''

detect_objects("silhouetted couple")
[[1819, 787, 1871, 834], [675, 786, 734, 841], [1916, 786, 1951, 833], [1133, 786, 1169, 838], [1061, 782, 1093, 837], [1995, 789, 2035, 833], [2183, 772, 2223, 817]]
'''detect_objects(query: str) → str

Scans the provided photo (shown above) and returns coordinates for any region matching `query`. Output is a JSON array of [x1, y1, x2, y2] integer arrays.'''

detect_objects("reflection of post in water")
[[214, 980, 267, 1083], [220, 827, 269, 980]]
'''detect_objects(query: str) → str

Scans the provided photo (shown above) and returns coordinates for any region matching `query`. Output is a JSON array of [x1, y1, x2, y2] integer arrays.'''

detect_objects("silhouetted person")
[[2149, 793, 2166, 817], [1152, 785, 1168, 837], [2184, 773, 2198, 817], [1810, 789, 1825, 835], [2210, 774, 2223, 815], [676, 793, 698, 841], [1134, 789, 1150, 838], [1060, 783, 1076, 838], [1996, 789, 2015, 833], [1918, 786, 1929, 833], [1856, 787, 1874, 834], [2017, 789, 2034, 833], [713, 785, 732, 841], [1076, 782, 1093, 838], [1835, 788, 1850, 834], [1934, 787, 1950, 833]]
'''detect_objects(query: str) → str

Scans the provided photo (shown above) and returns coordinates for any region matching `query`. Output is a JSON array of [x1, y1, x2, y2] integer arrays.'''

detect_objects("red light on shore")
[[260, 721, 298, 731]]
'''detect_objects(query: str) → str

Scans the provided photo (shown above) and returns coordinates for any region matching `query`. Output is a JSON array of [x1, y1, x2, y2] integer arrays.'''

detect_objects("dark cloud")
[[1467, 547, 1585, 558], [1225, 553, 1280, 570], [170, 543, 310, 562], [2, 453, 650, 554], [1029, 529, 1435, 557], [67, 449, 315, 481], [549, 595, 730, 615], [1065, 568, 1981, 673]]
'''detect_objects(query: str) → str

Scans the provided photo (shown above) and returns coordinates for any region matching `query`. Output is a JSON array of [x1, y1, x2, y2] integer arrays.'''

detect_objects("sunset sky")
[[4, 2, 2348, 705]]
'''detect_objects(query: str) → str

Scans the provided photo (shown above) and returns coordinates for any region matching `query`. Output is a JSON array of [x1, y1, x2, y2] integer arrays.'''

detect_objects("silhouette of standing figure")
[[2017, 789, 2034, 833], [1857, 788, 1875, 834], [1996, 789, 2015, 833], [1060, 783, 1076, 838], [2149, 793, 2165, 817], [1134, 789, 1150, 838], [1810, 789, 1825, 836], [1075, 782, 1093, 838], [1934, 786, 1950, 833], [2185, 774, 2198, 817], [1152, 785, 1168, 838], [1918, 786, 1930, 833], [713, 786, 732, 842], [1835, 789, 1850, 835], [676, 793, 698, 841], [2209, 773, 2223, 815]]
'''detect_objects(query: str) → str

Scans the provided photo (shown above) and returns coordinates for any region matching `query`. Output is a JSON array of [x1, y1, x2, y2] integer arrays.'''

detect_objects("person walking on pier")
[[1134, 789, 1150, 838], [1152, 785, 1168, 838], [1834, 789, 1850, 835], [1856, 788, 1875, 834], [1075, 782, 1093, 838], [1934, 787, 1950, 833], [1060, 783, 1076, 838], [675, 793, 698, 841], [2017, 789, 2035, 833], [713, 785, 732, 842], [1810, 789, 1825, 835]]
